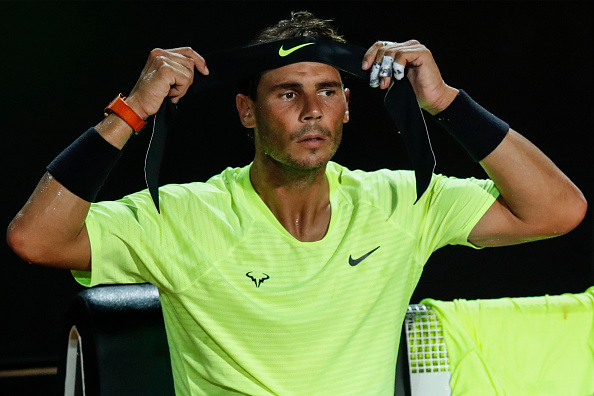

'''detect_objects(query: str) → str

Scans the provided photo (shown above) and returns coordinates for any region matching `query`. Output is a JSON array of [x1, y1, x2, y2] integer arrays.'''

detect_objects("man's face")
[[250, 62, 350, 172]]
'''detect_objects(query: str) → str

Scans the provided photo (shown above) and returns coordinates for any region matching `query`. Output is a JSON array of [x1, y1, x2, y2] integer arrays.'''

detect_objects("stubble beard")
[[257, 122, 343, 174]]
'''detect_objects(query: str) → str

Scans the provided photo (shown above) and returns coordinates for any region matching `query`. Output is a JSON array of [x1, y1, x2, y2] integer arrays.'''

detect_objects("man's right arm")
[[6, 47, 208, 271]]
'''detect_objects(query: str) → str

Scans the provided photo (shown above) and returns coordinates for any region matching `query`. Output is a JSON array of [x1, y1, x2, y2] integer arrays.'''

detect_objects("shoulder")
[[91, 166, 250, 220], [327, 162, 497, 217], [426, 174, 498, 202], [159, 165, 247, 202], [328, 161, 415, 185], [327, 162, 417, 203]]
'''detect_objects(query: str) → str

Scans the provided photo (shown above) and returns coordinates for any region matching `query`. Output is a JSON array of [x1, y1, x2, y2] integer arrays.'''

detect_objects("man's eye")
[[320, 90, 335, 97], [281, 92, 295, 99]]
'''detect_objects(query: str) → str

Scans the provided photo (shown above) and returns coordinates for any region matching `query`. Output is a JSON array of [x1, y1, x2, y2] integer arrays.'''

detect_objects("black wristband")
[[432, 90, 509, 162], [47, 128, 122, 202]]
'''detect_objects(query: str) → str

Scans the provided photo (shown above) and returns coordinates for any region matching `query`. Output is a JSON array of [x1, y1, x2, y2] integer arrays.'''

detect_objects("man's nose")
[[300, 94, 323, 122]]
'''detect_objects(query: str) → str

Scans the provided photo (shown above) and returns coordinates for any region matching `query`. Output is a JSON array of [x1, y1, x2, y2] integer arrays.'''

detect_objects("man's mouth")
[[297, 132, 327, 142], [300, 137, 324, 141], [297, 135, 326, 148]]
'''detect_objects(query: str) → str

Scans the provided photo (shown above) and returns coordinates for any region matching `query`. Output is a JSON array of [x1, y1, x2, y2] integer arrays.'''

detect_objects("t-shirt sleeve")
[[72, 185, 212, 292], [73, 178, 235, 292], [419, 174, 499, 252], [72, 189, 167, 288]]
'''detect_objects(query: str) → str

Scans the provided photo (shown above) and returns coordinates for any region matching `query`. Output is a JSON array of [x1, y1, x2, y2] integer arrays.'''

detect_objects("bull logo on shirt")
[[246, 272, 270, 288]]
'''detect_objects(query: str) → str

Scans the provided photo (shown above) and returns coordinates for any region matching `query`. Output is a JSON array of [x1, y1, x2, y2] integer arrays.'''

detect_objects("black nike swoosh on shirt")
[[349, 246, 380, 266]]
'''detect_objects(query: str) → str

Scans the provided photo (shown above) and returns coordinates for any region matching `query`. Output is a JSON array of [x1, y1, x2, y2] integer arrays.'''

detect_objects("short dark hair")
[[247, 11, 346, 100], [251, 11, 346, 45]]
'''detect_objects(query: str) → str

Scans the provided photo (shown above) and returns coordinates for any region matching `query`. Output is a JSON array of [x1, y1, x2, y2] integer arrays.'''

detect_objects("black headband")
[[147, 37, 435, 212]]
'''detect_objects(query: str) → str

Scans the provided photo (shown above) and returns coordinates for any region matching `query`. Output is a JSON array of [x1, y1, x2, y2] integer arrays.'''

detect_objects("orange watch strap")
[[104, 94, 146, 133]]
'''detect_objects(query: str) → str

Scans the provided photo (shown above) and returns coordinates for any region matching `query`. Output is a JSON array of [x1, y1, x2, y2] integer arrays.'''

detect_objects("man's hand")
[[361, 40, 458, 115], [97, 47, 209, 148], [125, 47, 209, 120]]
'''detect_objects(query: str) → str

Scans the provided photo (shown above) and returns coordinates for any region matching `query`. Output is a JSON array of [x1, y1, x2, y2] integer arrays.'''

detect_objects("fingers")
[[168, 47, 209, 76], [149, 48, 209, 100], [161, 48, 210, 102], [129, 47, 208, 116], [362, 40, 424, 89], [156, 51, 195, 100], [362, 41, 385, 70]]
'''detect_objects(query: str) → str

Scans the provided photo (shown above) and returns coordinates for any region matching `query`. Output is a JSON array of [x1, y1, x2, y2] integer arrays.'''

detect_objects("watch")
[[104, 94, 146, 133]]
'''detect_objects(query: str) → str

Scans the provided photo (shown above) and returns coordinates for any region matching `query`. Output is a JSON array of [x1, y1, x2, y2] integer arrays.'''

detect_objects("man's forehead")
[[260, 61, 343, 84]]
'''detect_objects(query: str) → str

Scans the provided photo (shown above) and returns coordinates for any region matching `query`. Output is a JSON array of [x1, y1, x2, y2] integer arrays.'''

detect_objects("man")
[[7, 11, 587, 395]]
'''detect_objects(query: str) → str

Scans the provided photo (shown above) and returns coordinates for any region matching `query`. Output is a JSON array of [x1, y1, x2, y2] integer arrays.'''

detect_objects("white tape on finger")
[[369, 62, 381, 88], [379, 55, 394, 77], [393, 62, 405, 80]]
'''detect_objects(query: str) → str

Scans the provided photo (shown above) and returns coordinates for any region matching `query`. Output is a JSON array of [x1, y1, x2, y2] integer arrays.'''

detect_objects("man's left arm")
[[362, 40, 587, 247], [468, 129, 586, 247]]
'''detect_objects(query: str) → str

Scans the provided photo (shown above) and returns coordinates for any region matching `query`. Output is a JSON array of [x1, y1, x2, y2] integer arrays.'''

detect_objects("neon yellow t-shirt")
[[423, 288, 594, 396], [74, 162, 498, 395]]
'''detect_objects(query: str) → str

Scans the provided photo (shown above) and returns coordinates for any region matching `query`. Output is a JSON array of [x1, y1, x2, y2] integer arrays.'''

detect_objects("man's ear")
[[236, 94, 256, 128], [343, 88, 351, 123]]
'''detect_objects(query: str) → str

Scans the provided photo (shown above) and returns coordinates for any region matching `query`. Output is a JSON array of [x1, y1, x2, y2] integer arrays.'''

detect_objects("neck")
[[250, 159, 331, 242]]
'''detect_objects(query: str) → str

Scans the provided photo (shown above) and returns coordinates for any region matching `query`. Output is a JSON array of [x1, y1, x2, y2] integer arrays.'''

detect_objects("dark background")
[[1, 0, 592, 390]]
